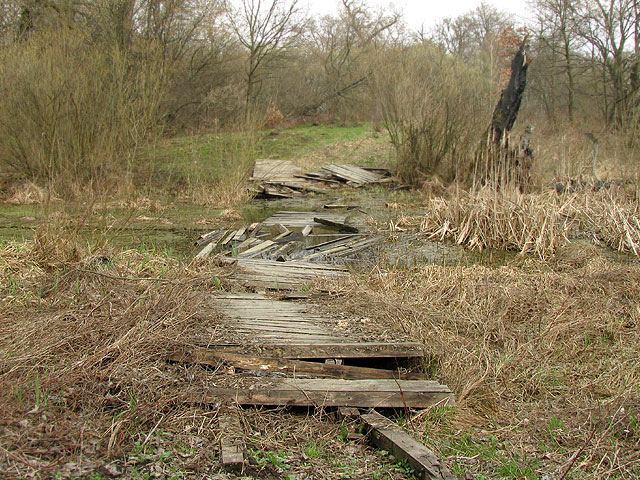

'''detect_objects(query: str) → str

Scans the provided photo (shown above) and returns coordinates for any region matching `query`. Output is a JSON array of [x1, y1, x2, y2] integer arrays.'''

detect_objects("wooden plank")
[[209, 343, 425, 359], [196, 229, 225, 246], [238, 240, 276, 256], [301, 225, 313, 236], [195, 242, 216, 259], [232, 227, 246, 241], [293, 173, 341, 184], [235, 237, 260, 251], [251, 159, 304, 182], [313, 217, 359, 233], [323, 204, 360, 209], [302, 236, 378, 260], [204, 379, 453, 408], [170, 349, 426, 380], [322, 164, 385, 184], [360, 410, 456, 480], [262, 211, 348, 228], [218, 407, 245, 470], [221, 230, 236, 246]]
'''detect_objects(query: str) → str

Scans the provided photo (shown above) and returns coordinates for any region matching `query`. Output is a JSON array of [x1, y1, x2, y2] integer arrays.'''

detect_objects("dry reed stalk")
[[420, 188, 574, 258], [418, 187, 640, 258]]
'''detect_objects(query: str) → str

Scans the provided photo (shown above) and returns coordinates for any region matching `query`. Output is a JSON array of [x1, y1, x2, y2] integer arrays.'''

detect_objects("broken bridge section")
[[174, 291, 455, 477], [178, 292, 454, 409], [185, 161, 456, 477], [195, 208, 382, 288]]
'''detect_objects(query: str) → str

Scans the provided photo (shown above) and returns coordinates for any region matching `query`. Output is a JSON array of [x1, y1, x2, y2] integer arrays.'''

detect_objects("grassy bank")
[[1, 122, 639, 479]]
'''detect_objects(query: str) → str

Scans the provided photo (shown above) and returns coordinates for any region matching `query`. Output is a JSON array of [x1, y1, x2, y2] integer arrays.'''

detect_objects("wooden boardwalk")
[[188, 201, 455, 476], [179, 292, 453, 409], [230, 258, 348, 289]]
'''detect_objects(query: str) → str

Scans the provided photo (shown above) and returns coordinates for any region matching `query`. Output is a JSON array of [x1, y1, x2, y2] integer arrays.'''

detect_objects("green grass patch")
[[141, 123, 382, 185]]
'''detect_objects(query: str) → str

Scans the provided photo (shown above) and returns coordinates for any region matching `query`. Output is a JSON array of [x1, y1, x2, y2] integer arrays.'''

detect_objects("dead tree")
[[477, 37, 533, 190]]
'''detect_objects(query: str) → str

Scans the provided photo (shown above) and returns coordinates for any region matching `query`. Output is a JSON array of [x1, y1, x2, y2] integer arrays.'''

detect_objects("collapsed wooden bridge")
[[172, 290, 455, 478], [183, 205, 456, 479]]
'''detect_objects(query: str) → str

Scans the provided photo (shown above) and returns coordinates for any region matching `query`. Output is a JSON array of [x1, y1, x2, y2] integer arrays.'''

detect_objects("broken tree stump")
[[478, 37, 533, 191]]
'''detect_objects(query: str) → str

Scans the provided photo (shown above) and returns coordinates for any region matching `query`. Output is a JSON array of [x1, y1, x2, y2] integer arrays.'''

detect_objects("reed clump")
[[418, 186, 640, 258]]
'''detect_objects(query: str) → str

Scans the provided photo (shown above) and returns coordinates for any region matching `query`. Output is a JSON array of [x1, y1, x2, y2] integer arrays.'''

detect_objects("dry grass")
[[0, 223, 233, 478], [0, 223, 415, 479], [327, 251, 640, 478], [415, 186, 640, 258]]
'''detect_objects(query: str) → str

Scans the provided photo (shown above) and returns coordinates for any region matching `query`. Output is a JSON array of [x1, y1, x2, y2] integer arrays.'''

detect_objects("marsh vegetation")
[[1, 0, 639, 478]]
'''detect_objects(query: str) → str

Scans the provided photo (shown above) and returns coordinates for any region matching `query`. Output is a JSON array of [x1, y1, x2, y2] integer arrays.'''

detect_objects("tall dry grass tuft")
[[418, 186, 640, 258], [0, 29, 165, 195], [327, 255, 640, 478], [373, 44, 492, 186], [0, 235, 233, 476]]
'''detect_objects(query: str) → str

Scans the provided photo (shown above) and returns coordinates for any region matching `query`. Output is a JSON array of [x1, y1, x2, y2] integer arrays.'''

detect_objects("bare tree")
[[533, 0, 581, 121], [225, 0, 305, 119], [575, 0, 637, 125], [303, 0, 399, 118]]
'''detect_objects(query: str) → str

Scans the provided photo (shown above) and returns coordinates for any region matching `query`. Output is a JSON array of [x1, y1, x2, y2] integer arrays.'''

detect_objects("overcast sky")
[[307, 0, 532, 31]]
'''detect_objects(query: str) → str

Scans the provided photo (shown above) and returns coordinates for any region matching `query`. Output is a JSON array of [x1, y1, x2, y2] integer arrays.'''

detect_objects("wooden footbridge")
[[180, 207, 457, 479]]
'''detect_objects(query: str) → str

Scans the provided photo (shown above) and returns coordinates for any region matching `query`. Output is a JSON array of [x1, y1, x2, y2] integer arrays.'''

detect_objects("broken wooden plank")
[[262, 211, 348, 228], [360, 410, 456, 480], [267, 181, 327, 194], [293, 173, 341, 184], [322, 164, 385, 184], [218, 407, 246, 470], [195, 242, 216, 259], [209, 342, 425, 359], [235, 237, 260, 252], [232, 227, 246, 241], [313, 217, 359, 233], [221, 230, 237, 246], [196, 229, 225, 247], [230, 258, 348, 288], [301, 225, 313, 236], [237, 240, 276, 257], [323, 204, 360, 209], [251, 159, 304, 182], [204, 379, 453, 408], [301, 236, 378, 261], [170, 348, 426, 380]]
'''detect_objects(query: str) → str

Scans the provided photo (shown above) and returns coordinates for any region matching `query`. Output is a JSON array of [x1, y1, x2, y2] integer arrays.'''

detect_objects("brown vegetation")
[[326, 251, 640, 478]]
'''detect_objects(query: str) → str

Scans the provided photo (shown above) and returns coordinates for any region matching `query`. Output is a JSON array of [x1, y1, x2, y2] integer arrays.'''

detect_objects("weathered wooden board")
[[313, 217, 359, 233], [205, 379, 453, 408], [218, 407, 245, 470], [251, 159, 304, 182], [322, 164, 386, 184], [229, 258, 348, 289], [262, 211, 348, 228], [361, 410, 456, 480], [208, 343, 425, 359], [170, 348, 426, 380]]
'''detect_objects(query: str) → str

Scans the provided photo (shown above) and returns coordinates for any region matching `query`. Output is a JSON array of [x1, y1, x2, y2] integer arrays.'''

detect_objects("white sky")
[[307, 0, 532, 31]]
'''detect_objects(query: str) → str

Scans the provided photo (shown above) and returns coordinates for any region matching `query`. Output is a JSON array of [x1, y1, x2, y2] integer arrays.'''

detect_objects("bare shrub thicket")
[[0, 29, 164, 193], [375, 45, 493, 186]]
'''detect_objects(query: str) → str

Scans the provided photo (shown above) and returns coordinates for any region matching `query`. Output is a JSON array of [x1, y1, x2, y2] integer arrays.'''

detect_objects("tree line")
[[0, 0, 637, 186]]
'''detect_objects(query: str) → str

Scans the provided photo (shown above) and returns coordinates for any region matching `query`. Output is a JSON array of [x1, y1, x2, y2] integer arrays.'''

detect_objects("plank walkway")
[[262, 211, 349, 228], [230, 258, 349, 289], [185, 200, 455, 475]]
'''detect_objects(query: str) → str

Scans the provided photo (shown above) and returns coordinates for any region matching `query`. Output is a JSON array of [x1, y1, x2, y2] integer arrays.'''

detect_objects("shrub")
[[374, 44, 493, 186], [0, 29, 165, 194]]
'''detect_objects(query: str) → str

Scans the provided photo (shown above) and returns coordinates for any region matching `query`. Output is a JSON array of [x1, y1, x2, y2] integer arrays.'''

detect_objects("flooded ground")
[[2, 186, 637, 267]]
